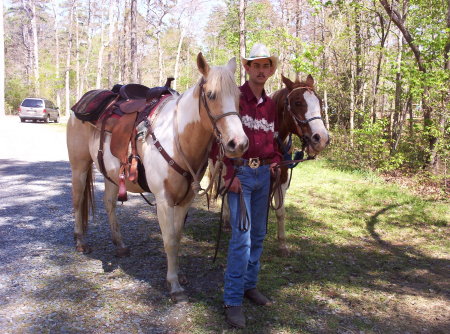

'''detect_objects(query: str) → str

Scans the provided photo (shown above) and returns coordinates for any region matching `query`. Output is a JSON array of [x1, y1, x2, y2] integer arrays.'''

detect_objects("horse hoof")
[[115, 247, 131, 257], [279, 247, 290, 257], [76, 245, 92, 254], [170, 291, 189, 304]]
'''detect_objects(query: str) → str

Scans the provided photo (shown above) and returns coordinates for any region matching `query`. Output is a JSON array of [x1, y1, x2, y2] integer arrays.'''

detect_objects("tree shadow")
[[1, 159, 448, 333]]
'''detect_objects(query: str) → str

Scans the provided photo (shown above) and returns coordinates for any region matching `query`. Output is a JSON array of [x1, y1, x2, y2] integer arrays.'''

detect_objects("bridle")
[[172, 78, 242, 199], [284, 86, 323, 150], [285, 86, 323, 127], [198, 78, 241, 143]]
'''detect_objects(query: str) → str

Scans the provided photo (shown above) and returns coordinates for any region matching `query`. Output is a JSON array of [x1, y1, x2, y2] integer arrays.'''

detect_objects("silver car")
[[19, 98, 60, 123]]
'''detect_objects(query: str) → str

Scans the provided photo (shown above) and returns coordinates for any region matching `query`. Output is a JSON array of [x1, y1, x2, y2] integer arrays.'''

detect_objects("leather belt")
[[233, 157, 272, 169]]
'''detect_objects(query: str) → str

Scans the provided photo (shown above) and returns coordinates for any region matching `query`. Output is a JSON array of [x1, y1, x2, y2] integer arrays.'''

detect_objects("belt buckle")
[[248, 158, 260, 169]]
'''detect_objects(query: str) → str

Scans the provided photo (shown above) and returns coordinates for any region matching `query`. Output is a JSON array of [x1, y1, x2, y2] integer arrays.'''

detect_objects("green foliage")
[[5, 77, 32, 114], [325, 118, 410, 172], [290, 42, 324, 75]]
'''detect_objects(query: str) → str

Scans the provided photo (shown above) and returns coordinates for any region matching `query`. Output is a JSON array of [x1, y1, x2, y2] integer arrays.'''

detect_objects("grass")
[[183, 159, 449, 333]]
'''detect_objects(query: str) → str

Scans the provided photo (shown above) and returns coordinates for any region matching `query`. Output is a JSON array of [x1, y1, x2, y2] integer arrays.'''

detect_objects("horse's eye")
[[207, 91, 216, 100], [294, 101, 302, 106]]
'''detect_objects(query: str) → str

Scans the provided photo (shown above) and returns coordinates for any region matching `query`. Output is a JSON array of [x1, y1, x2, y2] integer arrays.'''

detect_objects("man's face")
[[244, 59, 272, 85]]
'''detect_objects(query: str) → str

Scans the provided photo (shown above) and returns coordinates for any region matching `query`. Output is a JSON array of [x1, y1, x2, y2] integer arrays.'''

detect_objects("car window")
[[21, 99, 44, 108]]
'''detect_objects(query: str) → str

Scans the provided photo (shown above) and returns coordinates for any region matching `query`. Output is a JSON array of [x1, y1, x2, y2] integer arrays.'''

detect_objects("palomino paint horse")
[[67, 54, 248, 302], [211, 74, 329, 256]]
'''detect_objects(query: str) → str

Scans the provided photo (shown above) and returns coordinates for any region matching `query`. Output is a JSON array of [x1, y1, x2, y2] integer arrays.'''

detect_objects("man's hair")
[[247, 59, 273, 67]]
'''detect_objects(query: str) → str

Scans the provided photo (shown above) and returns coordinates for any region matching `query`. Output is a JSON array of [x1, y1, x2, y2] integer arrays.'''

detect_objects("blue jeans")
[[223, 164, 271, 306]]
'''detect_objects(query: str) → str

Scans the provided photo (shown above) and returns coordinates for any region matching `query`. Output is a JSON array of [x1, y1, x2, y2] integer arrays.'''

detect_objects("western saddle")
[[72, 78, 176, 202]]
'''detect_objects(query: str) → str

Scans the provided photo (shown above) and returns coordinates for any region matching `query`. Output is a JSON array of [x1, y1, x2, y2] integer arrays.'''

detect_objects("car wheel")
[[44, 115, 50, 123], [54, 114, 60, 123], [20, 118, 25, 123]]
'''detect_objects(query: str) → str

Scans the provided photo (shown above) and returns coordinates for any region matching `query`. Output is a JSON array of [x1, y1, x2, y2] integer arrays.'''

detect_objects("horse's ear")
[[226, 57, 237, 74], [306, 74, 314, 87], [197, 52, 210, 77], [281, 74, 294, 91]]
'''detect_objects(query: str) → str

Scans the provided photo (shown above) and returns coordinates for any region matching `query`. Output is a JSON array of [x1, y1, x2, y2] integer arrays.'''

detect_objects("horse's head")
[[281, 74, 330, 157], [196, 53, 248, 158]]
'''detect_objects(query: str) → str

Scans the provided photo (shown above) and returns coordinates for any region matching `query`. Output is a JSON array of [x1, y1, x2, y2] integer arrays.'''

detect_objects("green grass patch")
[[183, 158, 449, 333]]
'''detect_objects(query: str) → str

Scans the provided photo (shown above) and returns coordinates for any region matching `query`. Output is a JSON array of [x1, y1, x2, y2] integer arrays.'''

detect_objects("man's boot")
[[224, 305, 246, 328]]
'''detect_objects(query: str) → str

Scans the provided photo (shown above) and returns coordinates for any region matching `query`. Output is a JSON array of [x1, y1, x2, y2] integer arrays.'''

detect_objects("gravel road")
[[0, 116, 222, 334]]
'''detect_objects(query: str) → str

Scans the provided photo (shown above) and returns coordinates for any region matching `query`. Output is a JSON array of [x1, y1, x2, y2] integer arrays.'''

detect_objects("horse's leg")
[[222, 194, 231, 231], [71, 163, 94, 253], [275, 181, 290, 257], [156, 200, 189, 303], [103, 179, 130, 257], [67, 116, 94, 253]]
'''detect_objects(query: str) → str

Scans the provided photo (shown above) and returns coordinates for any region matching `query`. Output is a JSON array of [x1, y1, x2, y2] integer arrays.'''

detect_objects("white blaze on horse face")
[[303, 91, 329, 151]]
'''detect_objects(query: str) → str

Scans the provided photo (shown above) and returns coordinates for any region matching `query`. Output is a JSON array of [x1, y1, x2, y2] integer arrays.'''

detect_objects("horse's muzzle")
[[225, 136, 249, 157]]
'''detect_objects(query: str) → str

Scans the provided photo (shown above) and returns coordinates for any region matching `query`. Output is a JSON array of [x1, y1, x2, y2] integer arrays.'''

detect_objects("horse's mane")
[[197, 65, 240, 100]]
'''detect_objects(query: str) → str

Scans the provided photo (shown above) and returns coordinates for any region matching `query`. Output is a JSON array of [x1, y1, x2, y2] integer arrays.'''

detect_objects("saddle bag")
[[71, 89, 118, 122]]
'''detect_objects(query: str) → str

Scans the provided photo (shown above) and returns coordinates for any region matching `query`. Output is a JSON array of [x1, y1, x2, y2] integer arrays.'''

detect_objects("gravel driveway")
[[0, 116, 221, 334]]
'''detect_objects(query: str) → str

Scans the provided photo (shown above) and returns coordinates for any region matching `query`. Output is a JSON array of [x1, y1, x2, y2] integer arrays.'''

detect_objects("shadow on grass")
[[1, 159, 448, 333]]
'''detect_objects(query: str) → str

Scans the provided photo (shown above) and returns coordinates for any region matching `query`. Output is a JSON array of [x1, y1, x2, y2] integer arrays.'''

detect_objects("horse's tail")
[[81, 164, 94, 234]]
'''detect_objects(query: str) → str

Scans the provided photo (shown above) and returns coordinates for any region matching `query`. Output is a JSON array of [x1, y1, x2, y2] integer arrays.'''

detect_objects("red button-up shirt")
[[211, 81, 281, 180]]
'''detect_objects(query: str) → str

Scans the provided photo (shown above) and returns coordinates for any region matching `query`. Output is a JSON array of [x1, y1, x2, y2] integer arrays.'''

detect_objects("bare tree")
[[130, 0, 138, 82], [21, 0, 39, 94], [239, 0, 246, 85], [0, 0, 5, 117], [51, 0, 61, 109], [65, 0, 76, 116]]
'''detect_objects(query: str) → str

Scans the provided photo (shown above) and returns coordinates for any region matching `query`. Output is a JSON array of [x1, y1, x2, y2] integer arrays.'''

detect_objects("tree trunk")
[[96, 10, 105, 88], [239, 0, 246, 85], [0, 1, 5, 117], [65, 1, 76, 116], [51, 0, 61, 109], [107, 0, 116, 88], [30, 0, 39, 95], [378, 0, 439, 170], [157, 33, 163, 85], [354, 1, 362, 108], [323, 89, 330, 130], [174, 28, 185, 90], [75, 7, 81, 99], [349, 65, 355, 146], [21, 23, 32, 86], [80, 0, 93, 94], [391, 32, 403, 151], [130, 0, 137, 83], [122, 0, 130, 83]]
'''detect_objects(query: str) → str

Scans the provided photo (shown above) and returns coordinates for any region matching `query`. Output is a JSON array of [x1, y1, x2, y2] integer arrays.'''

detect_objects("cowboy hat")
[[241, 43, 278, 74]]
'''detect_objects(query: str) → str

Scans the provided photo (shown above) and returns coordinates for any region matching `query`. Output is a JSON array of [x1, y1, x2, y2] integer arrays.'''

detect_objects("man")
[[217, 43, 281, 328]]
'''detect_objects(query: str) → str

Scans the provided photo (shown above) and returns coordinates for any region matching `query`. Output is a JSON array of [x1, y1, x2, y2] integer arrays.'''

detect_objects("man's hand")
[[225, 177, 241, 193], [270, 162, 279, 178]]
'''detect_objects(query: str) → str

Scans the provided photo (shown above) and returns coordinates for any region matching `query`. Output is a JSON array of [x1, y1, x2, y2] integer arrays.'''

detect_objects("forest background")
[[1, 0, 449, 194]]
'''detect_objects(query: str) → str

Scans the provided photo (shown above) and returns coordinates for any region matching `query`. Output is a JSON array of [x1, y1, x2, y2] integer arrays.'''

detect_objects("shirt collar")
[[241, 81, 267, 104]]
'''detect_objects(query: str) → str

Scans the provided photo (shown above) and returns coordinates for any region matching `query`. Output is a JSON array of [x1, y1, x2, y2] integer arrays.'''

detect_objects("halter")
[[285, 86, 323, 126], [198, 78, 241, 141], [282, 85, 323, 154]]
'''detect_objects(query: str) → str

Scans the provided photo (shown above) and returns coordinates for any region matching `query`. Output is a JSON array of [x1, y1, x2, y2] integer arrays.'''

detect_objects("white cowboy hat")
[[241, 43, 278, 74]]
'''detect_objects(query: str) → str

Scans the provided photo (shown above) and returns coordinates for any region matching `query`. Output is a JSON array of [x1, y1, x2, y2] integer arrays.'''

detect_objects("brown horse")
[[66, 53, 248, 302], [210, 74, 329, 256], [270, 74, 329, 255]]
